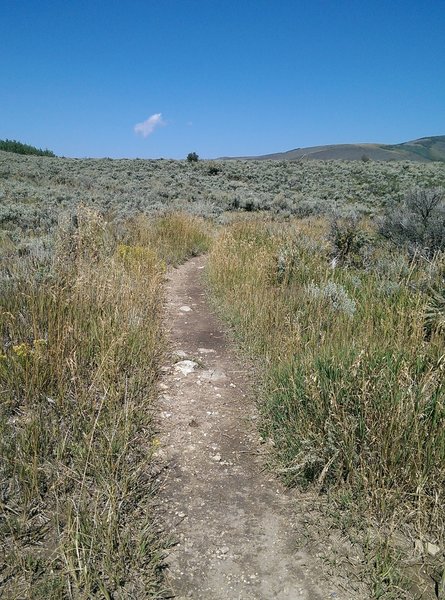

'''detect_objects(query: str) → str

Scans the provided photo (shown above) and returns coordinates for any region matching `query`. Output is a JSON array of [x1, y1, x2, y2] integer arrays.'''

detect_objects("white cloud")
[[134, 113, 166, 137]]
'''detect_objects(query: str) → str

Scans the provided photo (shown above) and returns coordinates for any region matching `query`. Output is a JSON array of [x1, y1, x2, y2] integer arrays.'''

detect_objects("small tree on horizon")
[[186, 151, 199, 163]]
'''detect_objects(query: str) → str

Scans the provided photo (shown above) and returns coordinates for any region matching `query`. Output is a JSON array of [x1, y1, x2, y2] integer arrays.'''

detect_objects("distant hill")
[[226, 136, 445, 162], [0, 139, 55, 157]]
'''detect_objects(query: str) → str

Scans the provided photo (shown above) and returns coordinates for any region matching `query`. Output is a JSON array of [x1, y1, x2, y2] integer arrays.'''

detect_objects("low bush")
[[329, 211, 372, 266], [380, 188, 445, 256]]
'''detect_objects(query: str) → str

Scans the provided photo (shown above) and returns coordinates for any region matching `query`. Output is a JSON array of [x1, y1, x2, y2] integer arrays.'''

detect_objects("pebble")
[[426, 541, 441, 557], [175, 360, 199, 375]]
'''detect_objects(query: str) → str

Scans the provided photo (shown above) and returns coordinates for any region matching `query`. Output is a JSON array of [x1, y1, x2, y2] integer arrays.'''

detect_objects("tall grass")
[[120, 212, 211, 265], [0, 209, 209, 598], [208, 219, 445, 581]]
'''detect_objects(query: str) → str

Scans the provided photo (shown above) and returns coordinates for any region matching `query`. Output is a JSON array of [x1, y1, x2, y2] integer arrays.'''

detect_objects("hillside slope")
[[229, 135, 445, 162]]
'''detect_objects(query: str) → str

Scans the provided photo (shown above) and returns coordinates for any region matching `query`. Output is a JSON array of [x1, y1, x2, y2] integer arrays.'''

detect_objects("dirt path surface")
[[157, 257, 348, 600]]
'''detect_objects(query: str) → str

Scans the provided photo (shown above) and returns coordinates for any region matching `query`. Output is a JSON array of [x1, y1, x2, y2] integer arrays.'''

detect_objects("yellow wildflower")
[[12, 343, 32, 358]]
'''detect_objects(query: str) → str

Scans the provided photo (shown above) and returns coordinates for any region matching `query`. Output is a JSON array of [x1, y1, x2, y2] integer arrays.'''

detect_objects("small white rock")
[[179, 305, 192, 312], [426, 541, 441, 557], [174, 360, 199, 376]]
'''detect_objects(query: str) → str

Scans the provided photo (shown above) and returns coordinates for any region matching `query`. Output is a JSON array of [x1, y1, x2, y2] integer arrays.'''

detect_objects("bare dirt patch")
[[156, 256, 366, 599]]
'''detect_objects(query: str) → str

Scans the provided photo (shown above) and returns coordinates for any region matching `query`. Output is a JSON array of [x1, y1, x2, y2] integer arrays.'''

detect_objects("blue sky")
[[1, 0, 444, 158]]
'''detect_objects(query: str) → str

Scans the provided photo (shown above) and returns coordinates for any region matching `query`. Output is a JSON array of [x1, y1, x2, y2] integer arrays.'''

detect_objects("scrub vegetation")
[[208, 212, 445, 597], [1, 150, 444, 598], [2, 151, 445, 241]]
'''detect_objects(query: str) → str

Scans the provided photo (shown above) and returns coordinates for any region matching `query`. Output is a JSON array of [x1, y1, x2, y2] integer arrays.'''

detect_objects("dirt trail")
[[157, 256, 347, 600]]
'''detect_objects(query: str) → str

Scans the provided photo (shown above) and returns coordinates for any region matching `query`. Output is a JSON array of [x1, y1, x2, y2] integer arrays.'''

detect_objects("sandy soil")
[[156, 256, 359, 600]]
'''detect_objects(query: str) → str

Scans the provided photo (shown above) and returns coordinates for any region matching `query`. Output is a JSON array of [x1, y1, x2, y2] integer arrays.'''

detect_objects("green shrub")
[[380, 188, 445, 256], [186, 151, 199, 163], [329, 212, 371, 265], [207, 162, 221, 175]]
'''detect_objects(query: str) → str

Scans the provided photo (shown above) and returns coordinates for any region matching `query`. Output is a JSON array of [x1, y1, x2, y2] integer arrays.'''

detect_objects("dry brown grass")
[[0, 209, 210, 598]]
